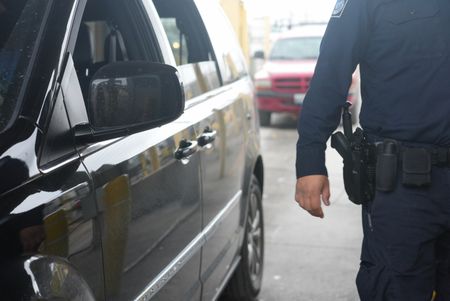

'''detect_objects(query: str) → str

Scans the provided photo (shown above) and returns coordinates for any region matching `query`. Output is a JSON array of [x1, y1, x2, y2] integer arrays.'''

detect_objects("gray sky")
[[244, 0, 336, 21]]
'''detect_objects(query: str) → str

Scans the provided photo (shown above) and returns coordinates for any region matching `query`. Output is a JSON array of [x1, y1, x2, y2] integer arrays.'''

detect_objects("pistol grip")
[[331, 132, 352, 162]]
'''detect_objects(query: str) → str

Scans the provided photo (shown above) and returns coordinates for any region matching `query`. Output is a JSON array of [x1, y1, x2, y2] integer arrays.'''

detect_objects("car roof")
[[276, 24, 327, 39]]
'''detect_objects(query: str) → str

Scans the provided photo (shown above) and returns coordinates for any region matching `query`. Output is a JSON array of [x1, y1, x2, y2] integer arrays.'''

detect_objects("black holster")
[[332, 128, 376, 205], [331, 103, 376, 205]]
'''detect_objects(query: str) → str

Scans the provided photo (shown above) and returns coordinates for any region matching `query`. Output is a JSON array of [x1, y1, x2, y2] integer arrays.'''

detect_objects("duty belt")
[[374, 142, 450, 167]]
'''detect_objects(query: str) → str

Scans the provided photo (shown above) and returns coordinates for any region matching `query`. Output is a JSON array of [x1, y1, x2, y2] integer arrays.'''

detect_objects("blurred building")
[[248, 16, 271, 57], [247, 16, 271, 75], [219, 0, 250, 62]]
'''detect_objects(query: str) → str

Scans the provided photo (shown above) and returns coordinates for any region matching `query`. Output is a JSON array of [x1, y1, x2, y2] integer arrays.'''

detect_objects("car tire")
[[258, 111, 271, 127], [223, 175, 264, 301]]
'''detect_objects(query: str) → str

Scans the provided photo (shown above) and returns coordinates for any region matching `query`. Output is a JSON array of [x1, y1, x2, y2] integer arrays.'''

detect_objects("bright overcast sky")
[[244, 0, 336, 21]]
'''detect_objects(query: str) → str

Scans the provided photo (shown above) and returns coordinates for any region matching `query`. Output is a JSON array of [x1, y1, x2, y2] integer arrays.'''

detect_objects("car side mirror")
[[75, 61, 185, 143], [253, 50, 265, 60]]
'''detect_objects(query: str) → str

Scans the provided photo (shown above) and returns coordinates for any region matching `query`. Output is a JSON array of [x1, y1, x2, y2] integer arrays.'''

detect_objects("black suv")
[[0, 0, 264, 300]]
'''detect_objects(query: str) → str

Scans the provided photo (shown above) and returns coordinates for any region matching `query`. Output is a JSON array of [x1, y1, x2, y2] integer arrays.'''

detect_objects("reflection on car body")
[[0, 0, 264, 300]]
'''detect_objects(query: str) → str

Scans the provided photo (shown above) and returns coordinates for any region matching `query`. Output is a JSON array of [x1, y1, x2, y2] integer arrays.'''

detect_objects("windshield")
[[269, 36, 322, 61], [0, 0, 49, 132]]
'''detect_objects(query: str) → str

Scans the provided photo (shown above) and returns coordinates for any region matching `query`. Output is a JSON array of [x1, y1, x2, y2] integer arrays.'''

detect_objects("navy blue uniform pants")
[[356, 166, 450, 301]]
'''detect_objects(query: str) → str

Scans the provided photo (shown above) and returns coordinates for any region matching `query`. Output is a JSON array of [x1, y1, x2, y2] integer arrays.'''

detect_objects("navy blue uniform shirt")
[[296, 0, 450, 178]]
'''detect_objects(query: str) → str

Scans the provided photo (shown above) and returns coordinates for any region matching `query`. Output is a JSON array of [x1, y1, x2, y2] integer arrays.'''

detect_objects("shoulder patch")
[[331, 0, 349, 18]]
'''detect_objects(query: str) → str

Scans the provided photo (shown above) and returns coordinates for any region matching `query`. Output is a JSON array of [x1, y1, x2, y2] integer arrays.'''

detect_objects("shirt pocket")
[[379, 0, 447, 60], [384, 0, 439, 24]]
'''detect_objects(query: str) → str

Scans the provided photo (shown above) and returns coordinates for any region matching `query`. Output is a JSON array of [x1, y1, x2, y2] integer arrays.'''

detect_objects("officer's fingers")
[[298, 186, 315, 210], [295, 175, 328, 218], [295, 176, 325, 218], [308, 206, 324, 219], [294, 179, 307, 207], [304, 193, 324, 218], [322, 179, 331, 206], [294, 187, 302, 204], [294, 190, 303, 208], [297, 192, 309, 211]]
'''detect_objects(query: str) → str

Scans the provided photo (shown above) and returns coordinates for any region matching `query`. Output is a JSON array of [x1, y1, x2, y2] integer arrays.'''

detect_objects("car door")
[[194, 87, 249, 300], [68, 1, 203, 300], [152, 0, 252, 299], [195, 1, 254, 298], [1, 129, 104, 300], [0, 1, 105, 299]]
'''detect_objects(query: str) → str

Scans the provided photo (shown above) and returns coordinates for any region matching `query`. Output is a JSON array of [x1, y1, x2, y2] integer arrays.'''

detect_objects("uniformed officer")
[[294, 0, 450, 300]]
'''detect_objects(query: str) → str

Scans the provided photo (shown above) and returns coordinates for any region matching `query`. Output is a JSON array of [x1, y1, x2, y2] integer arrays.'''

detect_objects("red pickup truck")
[[254, 24, 360, 126]]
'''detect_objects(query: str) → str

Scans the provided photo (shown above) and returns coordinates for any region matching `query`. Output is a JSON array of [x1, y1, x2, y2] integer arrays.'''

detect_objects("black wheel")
[[258, 111, 271, 126], [223, 176, 264, 301]]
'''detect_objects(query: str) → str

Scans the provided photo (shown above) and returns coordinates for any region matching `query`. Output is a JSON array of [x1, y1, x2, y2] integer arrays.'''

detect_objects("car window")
[[160, 18, 189, 66], [197, 1, 247, 84], [73, 0, 158, 100], [269, 37, 322, 60], [153, 0, 220, 101], [0, 0, 50, 132]]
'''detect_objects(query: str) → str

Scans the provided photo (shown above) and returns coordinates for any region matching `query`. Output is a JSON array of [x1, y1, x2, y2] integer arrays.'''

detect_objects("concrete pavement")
[[258, 115, 362, 301]]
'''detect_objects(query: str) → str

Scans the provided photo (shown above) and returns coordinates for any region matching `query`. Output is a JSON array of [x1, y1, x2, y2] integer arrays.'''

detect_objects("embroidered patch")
[[331, 0, 349, 18]]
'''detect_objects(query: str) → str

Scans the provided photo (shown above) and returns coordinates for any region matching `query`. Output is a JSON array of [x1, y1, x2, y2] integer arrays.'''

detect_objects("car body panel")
[[80, 119, 203, 300], [0, 133, 105, 299], [0, 0, 106, 299], [190, 82, 248, 300], [0, 0, 263, 299]]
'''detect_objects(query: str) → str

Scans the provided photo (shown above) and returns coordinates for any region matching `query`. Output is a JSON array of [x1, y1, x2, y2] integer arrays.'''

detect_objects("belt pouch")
[[376, 140, 398, 192], [402, 148, 431, 187]]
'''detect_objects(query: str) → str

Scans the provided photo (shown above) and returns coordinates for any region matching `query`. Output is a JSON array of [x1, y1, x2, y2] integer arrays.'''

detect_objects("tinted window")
[[154, 0, 220, 100], [270, 37, 322, 60], [73, 0, 157, 99], [0, 0, 50, 132], [160, 18, 188, 66]]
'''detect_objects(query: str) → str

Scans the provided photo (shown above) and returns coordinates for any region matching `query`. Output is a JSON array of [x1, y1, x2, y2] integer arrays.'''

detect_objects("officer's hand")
[[295, 175, 330, 218]]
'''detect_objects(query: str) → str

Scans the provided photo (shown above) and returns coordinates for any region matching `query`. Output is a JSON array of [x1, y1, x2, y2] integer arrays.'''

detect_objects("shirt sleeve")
[[296, 0, 370, 178]]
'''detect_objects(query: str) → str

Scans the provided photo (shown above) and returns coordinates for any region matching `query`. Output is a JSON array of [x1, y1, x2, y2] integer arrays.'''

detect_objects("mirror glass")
[[88, 62, 184, 129]]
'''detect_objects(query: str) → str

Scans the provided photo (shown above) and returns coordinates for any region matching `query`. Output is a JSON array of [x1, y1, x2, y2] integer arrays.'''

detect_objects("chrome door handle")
[[174, 140, 198, 161], [198, 127, 217, 147]]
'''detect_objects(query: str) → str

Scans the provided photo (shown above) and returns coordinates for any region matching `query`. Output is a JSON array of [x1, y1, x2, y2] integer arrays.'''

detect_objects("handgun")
[[331, 102, 353, 162]]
